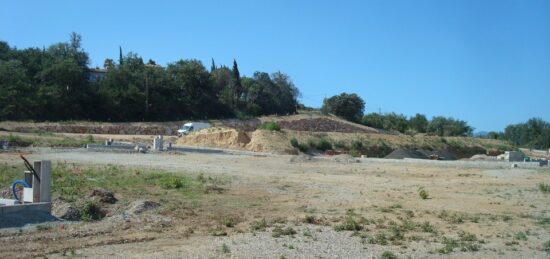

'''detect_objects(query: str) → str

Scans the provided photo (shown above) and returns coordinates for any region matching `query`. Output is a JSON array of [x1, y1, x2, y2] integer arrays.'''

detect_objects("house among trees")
[[87, 68, 107, 82]]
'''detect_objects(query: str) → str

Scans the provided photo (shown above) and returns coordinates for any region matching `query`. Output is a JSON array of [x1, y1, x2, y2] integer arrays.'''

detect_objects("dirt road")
[[0, 148, 549, 258]]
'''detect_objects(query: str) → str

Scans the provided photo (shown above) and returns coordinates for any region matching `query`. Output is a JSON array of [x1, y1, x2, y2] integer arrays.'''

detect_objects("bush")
[[539, 183, 550, 193], [160, 176, 184, 189], [379, 251, 397, 259], [259, 122, 281, 131], [79, 201, 105, 221], [418, 187, 429, 199], [317, 138, 332, 151], [350, 140, 363, 150], [290, 138, 308, 152]]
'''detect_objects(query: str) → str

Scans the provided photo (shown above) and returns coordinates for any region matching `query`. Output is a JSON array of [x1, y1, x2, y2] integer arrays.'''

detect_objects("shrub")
[[334, 141, 347, 150], [79, 201, 105, 221], [351, 140, 363, 150], [290, 138, 299, 148], [543, 240, 550, 253], [221, 243, 230, 253], [317, 138, 332, 151], [379, 251, 397, 259], [539, 183, 550, 193], [250, 219, 268, 231], [259, 122, 281, 131], [334, 216, 362, 231], [418, 187, 429, 199], [160, 176, 184, 189], [290, 138, 308, 152], [272, 226, 297, 237]]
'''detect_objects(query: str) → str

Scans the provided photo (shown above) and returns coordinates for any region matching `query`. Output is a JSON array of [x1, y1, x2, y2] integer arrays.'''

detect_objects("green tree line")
[[0, 33, 300, 121], [321, 92, 474, 137], [483, 118, 550, 149]]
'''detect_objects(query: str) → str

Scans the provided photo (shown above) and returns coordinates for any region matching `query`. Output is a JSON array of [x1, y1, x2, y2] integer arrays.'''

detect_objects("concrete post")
[[32, 160, 51, 203]]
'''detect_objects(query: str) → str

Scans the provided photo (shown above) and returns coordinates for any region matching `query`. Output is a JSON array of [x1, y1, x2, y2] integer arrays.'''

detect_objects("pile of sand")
[[245, 130, 295, 154], [176, 128, 251, 150]]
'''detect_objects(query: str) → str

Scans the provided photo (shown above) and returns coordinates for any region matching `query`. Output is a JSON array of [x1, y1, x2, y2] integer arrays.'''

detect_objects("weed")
[[420, 221, 436, 233], [36, 225, 52, 231], [368, 232, 388, 245], [290, 138, 308, 152], [160, 176, 184, 189], [418, 187, 429, 199], [317, 138, 332, 151], [272, 226, 297, 237], [379, 251, 397, 259], [221, 243, 230, 254], [334, 216, 363, 231], [259, 122, 281, 131], [222, 218, 235, 228], [250, 219, 268, 231], [514, 232, 527, 241], [79, 201, 105, 221], [458, 231, 477, 242], [334, 141, 347, 150], [539, 183, 550, 193], [543, 240, 550, 253]]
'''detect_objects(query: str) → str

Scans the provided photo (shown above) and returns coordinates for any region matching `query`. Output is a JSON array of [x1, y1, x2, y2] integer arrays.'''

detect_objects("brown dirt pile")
[[176, 128, 251, 150]]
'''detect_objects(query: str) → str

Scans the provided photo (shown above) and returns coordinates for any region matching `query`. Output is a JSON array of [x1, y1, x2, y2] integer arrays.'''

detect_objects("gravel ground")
[[1, 148, 549, 258]]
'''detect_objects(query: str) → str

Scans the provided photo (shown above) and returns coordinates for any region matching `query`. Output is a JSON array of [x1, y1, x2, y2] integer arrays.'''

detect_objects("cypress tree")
[[211, 58, 216, 71], [119, 46, 123, 65]]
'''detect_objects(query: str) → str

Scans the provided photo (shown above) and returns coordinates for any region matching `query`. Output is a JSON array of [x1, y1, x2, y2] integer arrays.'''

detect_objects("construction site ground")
[[0, 148, 549, 258]]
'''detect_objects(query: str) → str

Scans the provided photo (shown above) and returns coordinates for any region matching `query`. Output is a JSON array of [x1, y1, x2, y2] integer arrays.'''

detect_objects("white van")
[[177, 122, 211, 136]]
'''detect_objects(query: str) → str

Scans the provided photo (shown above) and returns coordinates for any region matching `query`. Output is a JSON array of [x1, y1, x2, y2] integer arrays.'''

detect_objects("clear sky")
[[1, 0, 549, 132]]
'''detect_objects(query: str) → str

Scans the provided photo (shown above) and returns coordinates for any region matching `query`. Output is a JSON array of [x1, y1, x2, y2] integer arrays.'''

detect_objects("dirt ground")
[[0, 148, 549, 258]]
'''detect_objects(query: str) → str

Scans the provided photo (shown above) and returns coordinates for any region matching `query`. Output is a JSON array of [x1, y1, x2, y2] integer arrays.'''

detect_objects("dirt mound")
[[245, 130, 295, 154], [277, 118, 377, 133], [90, 189, 118, 204], [126, 200, 160, 215], [177, 128, 251, 150], [385, 149, 429, 159]]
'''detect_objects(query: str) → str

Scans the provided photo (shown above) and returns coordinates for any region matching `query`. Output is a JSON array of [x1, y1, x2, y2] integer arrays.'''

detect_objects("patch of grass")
[[221, 243, 230, 254], [543, 240, 550, 253], [259, 121, 281, 131], [379, 251, 398, 259], [420, 221, 436, 233], [334, 216, 363, 231], [418, 187, 429, 199], [250, 219, 268, 231], [272, 226, 297, 237], [514, 232, 527, 241], [316, 138, 332, 151], [437, 236, 481, 254], [368, 233, 388, 245], [290, 137, 308, 152], [537, 217, 550, 227], [79, 201, 105, 221], [539, 183, 550, 193], [222, 218, 235, 228]]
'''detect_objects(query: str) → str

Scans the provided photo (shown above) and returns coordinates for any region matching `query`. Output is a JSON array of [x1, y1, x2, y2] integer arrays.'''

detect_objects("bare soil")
[[0, 148, 548, 258]]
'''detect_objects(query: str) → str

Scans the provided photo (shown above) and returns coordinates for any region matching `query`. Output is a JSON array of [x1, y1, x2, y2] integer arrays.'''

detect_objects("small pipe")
[[11, 179, 30, 201]]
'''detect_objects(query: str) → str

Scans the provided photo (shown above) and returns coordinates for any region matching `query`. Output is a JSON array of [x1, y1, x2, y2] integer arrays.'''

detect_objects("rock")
[[126, 200, 160, 214], [52, 198, 80, 220], [90, 189, 118, 204]]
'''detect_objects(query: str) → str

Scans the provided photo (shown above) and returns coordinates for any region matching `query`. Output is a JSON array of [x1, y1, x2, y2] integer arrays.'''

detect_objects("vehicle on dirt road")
[[177, 122, 211, 137]]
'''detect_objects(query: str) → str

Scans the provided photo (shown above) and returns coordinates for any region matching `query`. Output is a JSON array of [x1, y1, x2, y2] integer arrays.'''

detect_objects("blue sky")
[[1, 1, 549, 132]]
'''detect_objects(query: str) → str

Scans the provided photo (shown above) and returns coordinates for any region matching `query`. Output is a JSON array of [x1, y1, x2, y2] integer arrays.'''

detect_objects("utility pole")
[[145, 73, 149, 119]]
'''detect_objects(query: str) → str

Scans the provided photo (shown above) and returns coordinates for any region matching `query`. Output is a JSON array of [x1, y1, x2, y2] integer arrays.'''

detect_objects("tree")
[[119, 46, 123, 65], [362, 113, 384, 129], [0, 60, 34, 120], [104, 58, 114, 70], [321, 93, 365, 122], [409, 113, 428, 133], [230, 59, 242, 108], [427, 116, 473, 137], [211, 58, 216, 72]]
